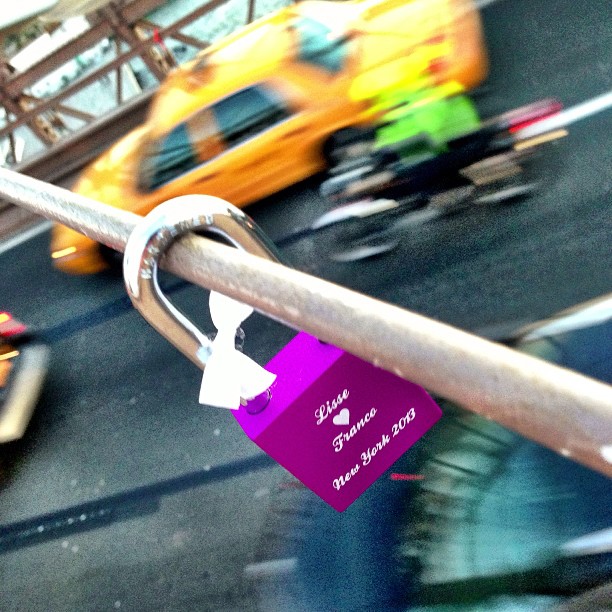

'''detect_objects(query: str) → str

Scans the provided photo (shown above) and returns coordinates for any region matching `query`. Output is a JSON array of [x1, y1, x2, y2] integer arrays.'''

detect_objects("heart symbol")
[[333, 408, 350, 426]]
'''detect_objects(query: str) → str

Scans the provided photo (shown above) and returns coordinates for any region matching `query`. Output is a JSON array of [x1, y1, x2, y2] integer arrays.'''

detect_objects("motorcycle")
[[278, 94, 568, 262]]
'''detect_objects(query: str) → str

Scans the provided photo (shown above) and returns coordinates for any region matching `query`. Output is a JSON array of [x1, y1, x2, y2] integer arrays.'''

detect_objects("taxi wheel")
[[323, 127, 374, 167], [98, 243, 124, 272]]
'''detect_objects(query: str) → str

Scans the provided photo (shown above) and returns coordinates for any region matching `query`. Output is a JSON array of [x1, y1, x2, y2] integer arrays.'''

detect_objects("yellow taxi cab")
[[51, 0, 488, 273]]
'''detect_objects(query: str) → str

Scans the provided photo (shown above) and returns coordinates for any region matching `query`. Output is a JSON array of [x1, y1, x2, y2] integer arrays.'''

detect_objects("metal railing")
[[1, 166, 611, 478]]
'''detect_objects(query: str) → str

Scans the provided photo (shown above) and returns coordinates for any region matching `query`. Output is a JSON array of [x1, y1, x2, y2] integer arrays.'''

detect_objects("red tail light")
[[0, 312, 27, 337], [507, 99, 563, 133]]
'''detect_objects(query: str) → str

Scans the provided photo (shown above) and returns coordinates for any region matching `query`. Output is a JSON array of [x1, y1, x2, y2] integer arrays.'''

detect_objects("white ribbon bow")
[[199, 291, 276, 409]]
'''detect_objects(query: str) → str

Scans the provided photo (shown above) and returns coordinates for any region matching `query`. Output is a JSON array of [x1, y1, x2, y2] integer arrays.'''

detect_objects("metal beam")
[[2, 0, 228, 97], [0, 166, 611, 479], [0, 43, 154, 140], [137, 19, 210, 50], [100, 3, 167, 82], [4, 21, 114, 97], [12, 88, 154, 184], [0, 0, 231, 140], [3, 0, 168, 96]]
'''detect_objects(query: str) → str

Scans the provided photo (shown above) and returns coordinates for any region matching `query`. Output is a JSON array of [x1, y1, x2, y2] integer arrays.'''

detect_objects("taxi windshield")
[[292, 16, 349, 73]]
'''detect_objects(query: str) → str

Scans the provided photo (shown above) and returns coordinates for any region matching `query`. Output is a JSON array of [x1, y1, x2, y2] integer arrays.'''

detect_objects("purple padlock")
[[121, 196, 442, 512], [234, 332, 442, 512]]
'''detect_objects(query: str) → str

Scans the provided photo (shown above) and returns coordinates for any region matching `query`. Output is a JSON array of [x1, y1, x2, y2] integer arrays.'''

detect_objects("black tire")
[[322, 127, 375, 167], [98, 243, 124, 272]]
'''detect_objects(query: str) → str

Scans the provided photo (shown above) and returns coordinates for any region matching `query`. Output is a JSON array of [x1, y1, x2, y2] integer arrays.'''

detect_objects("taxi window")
[[293, 17, 348, 73], [211, 85, 290, 149], [137, 108, 223, 192]]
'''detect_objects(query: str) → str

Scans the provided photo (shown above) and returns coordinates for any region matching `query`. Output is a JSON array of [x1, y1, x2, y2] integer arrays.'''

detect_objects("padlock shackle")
[[123, 195, 282, 370]]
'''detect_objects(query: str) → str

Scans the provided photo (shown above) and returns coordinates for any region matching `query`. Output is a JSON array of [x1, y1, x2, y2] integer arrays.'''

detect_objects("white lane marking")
[[523, 295, 612, 341], [561, 527, 612, 556], [244, 557, 297, 578], [516, 90, 612, 138], [0, 220, 52, 256]]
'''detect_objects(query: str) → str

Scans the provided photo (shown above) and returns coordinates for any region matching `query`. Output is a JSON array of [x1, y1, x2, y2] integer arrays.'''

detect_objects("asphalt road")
[[1, 0, 611, 610]]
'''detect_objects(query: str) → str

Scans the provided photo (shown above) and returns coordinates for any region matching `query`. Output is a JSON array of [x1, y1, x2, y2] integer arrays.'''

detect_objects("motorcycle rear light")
[[508, 99, 563, 133], [0, 312, 27, 337]]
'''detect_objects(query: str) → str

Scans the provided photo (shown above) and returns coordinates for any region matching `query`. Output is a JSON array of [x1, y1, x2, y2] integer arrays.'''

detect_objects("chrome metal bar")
[[0, 167, 611, 477], [123, 195, 282, 370]]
